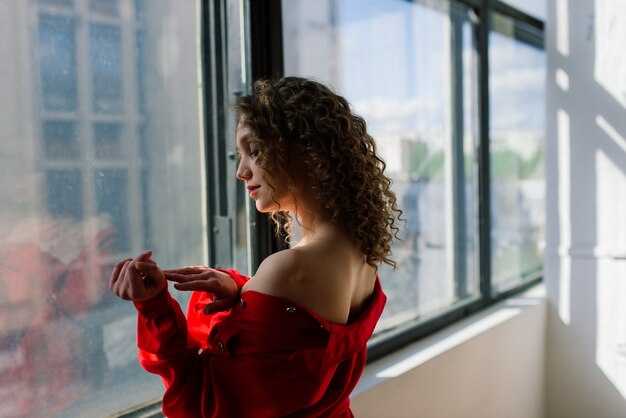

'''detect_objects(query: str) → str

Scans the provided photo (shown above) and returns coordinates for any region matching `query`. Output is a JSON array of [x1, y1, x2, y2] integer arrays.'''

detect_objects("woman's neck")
[[293, 212, 345, 247]]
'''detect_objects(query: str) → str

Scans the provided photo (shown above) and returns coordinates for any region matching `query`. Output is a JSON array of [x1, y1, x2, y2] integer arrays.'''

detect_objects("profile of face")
[[235, 124, 292, 213]]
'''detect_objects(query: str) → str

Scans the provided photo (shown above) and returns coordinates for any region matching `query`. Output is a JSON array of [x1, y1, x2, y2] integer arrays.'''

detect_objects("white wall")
[[545, 0, 626, 416], [351, 289, 546, 418]]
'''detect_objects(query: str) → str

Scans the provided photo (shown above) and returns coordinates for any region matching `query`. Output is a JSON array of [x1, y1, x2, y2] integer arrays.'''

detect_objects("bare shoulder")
[[243, 235, 376, 324], [242, 247, 349, 318], [241, 248, 305, 297]]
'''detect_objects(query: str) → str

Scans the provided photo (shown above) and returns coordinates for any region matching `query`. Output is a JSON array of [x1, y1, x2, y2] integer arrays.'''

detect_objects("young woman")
[[109, 77, 401, 417]]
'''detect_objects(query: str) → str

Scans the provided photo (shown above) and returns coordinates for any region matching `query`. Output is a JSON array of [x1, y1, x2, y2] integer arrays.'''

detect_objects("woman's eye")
[[249, 149, 259, 158]]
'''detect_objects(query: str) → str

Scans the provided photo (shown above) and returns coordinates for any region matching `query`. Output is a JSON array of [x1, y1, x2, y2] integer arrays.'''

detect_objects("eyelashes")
[[234, 148, 260, 164]]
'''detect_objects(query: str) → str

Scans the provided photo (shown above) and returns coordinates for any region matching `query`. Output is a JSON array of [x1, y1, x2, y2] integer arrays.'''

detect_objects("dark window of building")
[[43, 120, 80, 159], [45, 169, 83, 219], [94, 122, 122, 159], [90, 24, 122, 113], [38, 14, 77, 111]]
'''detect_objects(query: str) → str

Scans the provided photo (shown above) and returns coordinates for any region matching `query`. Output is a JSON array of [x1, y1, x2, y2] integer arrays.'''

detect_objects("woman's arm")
[[164, 267, 249, 314], [109, 253, 202, 400], [132, 287, 201, 389]]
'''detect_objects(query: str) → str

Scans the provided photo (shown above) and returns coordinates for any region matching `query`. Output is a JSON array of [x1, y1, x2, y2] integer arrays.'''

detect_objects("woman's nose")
[[236, 161, 251, 181]]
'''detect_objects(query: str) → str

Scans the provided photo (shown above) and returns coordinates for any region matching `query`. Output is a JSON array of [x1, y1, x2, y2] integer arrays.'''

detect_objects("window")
[[45, 169, 83, 219], [280, 0, 545, 356], [43, 120, 80, 159], [0, 1, 206, 416], [489, 12, 545, 292], [94, 122, 122, 159], [282, 0, 480, 338], [90, 24, 122, 113], [38, 14, 77, 111]]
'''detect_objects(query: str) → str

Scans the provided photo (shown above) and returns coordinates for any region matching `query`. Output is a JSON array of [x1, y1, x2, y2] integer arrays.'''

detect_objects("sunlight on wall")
[[557, 108, 571, 324], [596, 150, 626, 398], [594, 123, 626, 255], [556, 68, 569, 91], [597, 115, 626, 154], [594, 0, 626, 108], [556, 0, 569, 56]]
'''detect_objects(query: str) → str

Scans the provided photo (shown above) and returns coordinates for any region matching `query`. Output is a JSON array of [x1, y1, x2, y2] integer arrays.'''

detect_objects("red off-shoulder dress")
[[133, 269, 386, 418]]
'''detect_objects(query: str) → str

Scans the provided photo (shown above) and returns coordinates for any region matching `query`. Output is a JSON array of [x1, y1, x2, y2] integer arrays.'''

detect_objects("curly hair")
[[235, 77, 402, 269]]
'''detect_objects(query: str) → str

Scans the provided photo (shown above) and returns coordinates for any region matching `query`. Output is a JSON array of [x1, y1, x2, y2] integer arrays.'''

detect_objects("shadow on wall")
[[546, 0, 626, 416]]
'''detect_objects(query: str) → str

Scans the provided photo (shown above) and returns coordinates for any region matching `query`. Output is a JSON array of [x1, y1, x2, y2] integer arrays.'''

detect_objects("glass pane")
[[489, 14, 545, 292], [90, 24, 122, 113], [45, 169, 83, 219], [0, 1, 206, 417], [282, 0, 479, 333], [94, 123, 122, 159], [38, 14, 77, 111], [95, 169, 129, 252], [43, 120, 80, 159], [135, 0, 145, 20], [226, 0, 251, 275]]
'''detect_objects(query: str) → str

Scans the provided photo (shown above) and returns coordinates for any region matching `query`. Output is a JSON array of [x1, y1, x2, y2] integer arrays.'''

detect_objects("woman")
[[109, 77, 401, 417]]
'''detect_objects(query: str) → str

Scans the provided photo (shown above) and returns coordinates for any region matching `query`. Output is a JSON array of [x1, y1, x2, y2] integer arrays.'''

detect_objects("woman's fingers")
[[165, 272, 196, 283], [173, 280, 212, 292], [173, 278, 224, 292], [134, 250, 153, 263], [109, 251, 166, 301], [165, 271, 213, 283], [110, 258, 131, 289], [110, 259, 132, 299], [163, 266, 208, 275], [136, 261, 159, 276]]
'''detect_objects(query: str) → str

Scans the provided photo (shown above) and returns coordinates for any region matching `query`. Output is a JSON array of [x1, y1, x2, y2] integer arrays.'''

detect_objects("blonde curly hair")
[[235, 77, 402, 269]]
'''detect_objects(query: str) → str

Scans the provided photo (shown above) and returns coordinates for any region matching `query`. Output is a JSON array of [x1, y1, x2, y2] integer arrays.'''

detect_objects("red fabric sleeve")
[[215, 268, 250, 291], [133, 287, 204, 417], [130, 269, 251, 417]]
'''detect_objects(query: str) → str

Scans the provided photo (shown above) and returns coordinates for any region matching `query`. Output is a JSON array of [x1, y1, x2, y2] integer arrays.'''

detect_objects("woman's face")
[[235, 124, 292, 213]]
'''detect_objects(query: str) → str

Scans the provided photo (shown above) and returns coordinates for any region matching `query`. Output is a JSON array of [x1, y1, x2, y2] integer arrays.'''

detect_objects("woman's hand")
[[164, 267, 238, 314], [109, 251, 166, 301]]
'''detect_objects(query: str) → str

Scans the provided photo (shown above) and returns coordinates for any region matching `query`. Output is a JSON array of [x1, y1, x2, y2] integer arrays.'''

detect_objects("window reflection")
[[1, 1, 205, 416], [90, 24, 123, 113], [95, 169, 129, 252], [94, 123, 122, 159], [43, 120, 80, 159], [45, 170, 83, 220], [38, 15, 77, 111]]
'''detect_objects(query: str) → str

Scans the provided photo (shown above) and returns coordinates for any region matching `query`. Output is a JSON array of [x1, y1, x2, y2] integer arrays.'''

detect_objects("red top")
[[133, 269, 386, 418]]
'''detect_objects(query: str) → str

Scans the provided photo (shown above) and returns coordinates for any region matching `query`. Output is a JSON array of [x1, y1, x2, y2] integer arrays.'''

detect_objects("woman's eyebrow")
[[236, 133, 252, 148]]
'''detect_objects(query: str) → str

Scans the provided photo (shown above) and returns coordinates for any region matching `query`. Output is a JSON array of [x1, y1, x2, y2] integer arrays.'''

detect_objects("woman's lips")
[[247, 185, 260, 198]]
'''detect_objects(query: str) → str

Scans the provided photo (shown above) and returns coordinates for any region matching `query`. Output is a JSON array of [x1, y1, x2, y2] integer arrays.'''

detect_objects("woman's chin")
[[255, 201, 279, 213]]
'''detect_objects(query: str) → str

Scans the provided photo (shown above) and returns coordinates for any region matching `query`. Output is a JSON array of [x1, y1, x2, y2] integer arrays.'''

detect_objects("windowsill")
[[353, 283, 546, 398]]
